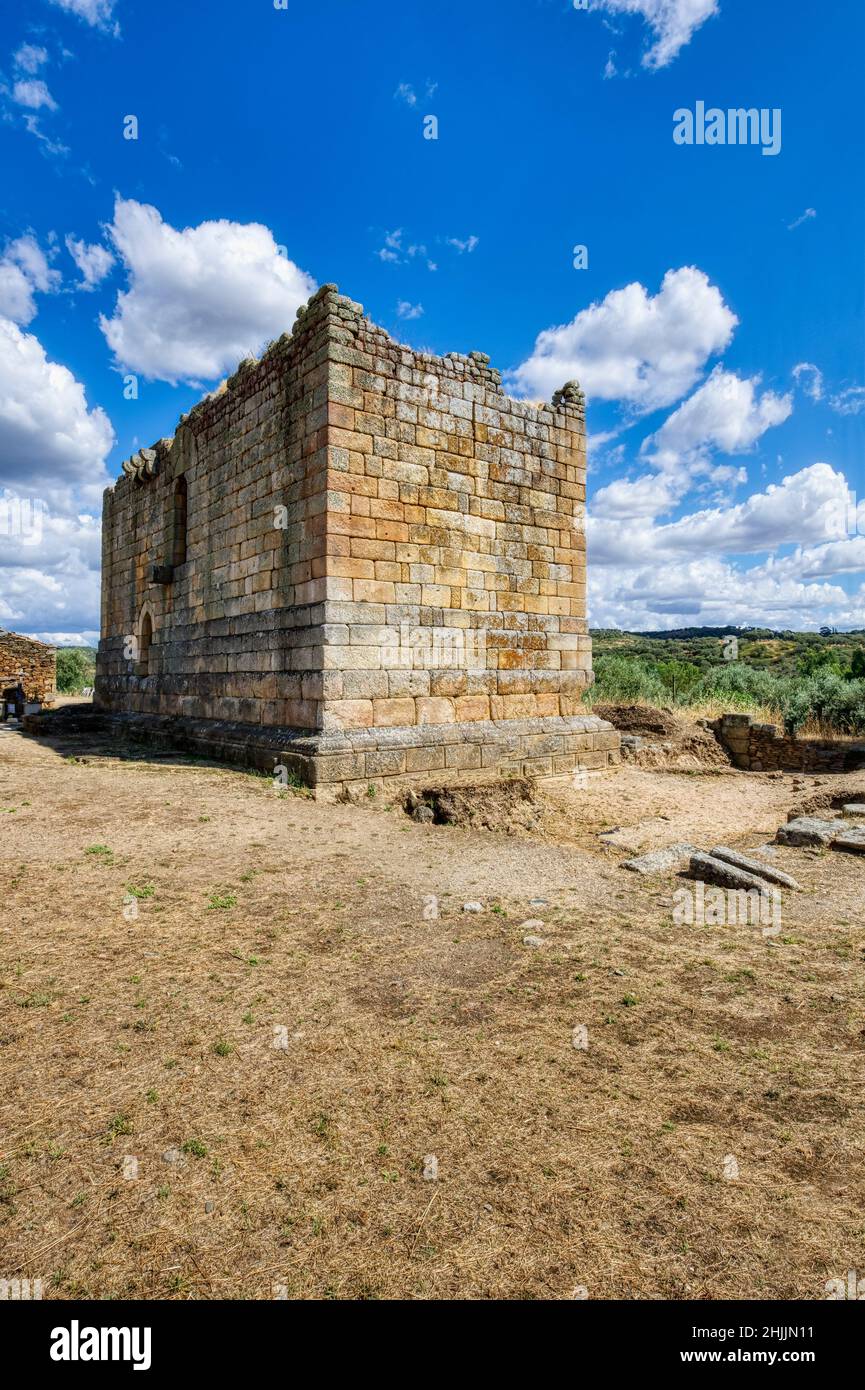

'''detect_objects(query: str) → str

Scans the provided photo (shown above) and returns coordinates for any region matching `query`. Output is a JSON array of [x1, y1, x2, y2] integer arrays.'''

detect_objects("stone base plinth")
[[24, 708, 620, 797]]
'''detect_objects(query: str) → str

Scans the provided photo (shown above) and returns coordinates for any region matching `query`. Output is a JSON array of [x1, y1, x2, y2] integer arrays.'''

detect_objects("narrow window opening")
[[139, 612, 153, 677], [172, 475, 188, 568]]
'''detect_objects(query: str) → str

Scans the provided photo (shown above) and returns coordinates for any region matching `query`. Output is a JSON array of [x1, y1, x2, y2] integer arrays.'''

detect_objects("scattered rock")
[[776, 817, 851, 847], [412, 804, 435, 824], [621, 843, 698, 875], [422, 1154, 439, 1181], [830, 828, 865, 855], [519, 918, 545, 931], [523, 935, 544, 948], [462, 901, 483, 913], [689, 852, 785, 894], [842, 803, 865, 816], [708, 846, 801, 890], [161, 1148, 185, 1167], [205, 1200, 215, 1213]]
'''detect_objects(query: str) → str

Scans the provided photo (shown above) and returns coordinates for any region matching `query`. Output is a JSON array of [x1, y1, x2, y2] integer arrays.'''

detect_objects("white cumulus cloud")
[[829, 385, 865, 417], [98, 197, 317, 385], [65, 235, 115, 290], [587, 464, 864, 630], [13, 45, 49, 74], [643, 368, 793, 472], [509, 266, 737, 410], [792, 361, 824, 401], [48, 0, 120, 34], [0, 317, 114, 640], [0, 235, 61, 326], [0, 317, 114, 502], [11, 79, 57, 111], [590, 0, 719, 70]]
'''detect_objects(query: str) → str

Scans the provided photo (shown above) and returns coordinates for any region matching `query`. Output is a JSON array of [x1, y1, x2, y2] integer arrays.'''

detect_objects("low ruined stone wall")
[[712, 713, 865, 773], [0, 629, 56, 705]]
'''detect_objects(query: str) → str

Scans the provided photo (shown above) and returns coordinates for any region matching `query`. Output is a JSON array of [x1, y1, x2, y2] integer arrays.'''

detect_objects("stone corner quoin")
[[95, 283, 620, 791]]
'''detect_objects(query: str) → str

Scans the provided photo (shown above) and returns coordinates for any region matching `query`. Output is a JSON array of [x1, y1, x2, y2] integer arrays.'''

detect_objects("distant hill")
[[591, 628, 865, 677]]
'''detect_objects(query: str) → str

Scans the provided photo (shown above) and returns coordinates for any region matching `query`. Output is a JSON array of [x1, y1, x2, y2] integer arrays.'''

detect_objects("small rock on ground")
[[621, 843, 698, 875], [831, 828, 865, 855], [776, 817, 852, 847]]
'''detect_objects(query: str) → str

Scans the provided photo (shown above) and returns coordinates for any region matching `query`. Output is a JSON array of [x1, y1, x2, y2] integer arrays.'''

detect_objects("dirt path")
[[1, 727, 863, 1300]]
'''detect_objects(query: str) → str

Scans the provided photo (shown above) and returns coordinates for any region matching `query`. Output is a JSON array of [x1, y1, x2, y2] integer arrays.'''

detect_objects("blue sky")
[[0, 0, 863, 643]]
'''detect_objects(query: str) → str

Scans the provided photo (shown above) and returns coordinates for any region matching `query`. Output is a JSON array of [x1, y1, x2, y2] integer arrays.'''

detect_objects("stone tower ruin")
[[96, 285, 619, 793]]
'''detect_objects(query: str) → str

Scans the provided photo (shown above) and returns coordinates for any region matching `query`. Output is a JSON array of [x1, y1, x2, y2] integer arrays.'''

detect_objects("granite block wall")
[[96, 284, 615, 787]]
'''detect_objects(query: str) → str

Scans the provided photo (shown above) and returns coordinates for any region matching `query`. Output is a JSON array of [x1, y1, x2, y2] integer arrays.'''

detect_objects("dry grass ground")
[[1, 724, 863, 1301]]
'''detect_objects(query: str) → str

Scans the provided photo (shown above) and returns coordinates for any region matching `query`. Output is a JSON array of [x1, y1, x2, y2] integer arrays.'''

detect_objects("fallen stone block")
[[842, 803, 865, 816], [621, 842, 698, 875], [689, 852, 785, 895], [776, 817, 852, 847], [708, 846, 801, 890], [830, 828, 865, 855]]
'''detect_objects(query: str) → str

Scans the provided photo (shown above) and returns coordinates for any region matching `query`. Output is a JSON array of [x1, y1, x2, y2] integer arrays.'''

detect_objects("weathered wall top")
[[108, 284, 586, 494]]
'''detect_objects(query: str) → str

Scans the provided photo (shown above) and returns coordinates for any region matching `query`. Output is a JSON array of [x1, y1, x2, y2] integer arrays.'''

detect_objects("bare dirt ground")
[[1, 723, 863, 1301]]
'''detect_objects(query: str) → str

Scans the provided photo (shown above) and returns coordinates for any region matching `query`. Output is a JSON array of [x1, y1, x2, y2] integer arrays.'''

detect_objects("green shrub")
[[56, 647, 96, 694], [589, 654, 667, 705]]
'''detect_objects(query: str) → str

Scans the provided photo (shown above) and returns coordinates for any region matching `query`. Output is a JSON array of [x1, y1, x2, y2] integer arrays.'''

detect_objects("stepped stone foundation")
[[95, 284, 619, 793], [0, 629, 56, 705]]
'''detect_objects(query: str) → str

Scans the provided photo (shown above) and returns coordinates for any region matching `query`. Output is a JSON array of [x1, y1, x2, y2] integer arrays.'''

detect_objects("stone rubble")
[[689, 851, 787, 894], [621, 843, 698, 875], [776, 817, 852, 847], [707, 846, 801, 890]]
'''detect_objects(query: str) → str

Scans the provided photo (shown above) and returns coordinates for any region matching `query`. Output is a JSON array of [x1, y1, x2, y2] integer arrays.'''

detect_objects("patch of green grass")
[[18, 990, 55, 1009], [212, 1039, 233, 1057], [181, 1138, 208, 1158], [84, 844, 113, 862], [208, 892, 237, 910], [125, 883, 155, 900]]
